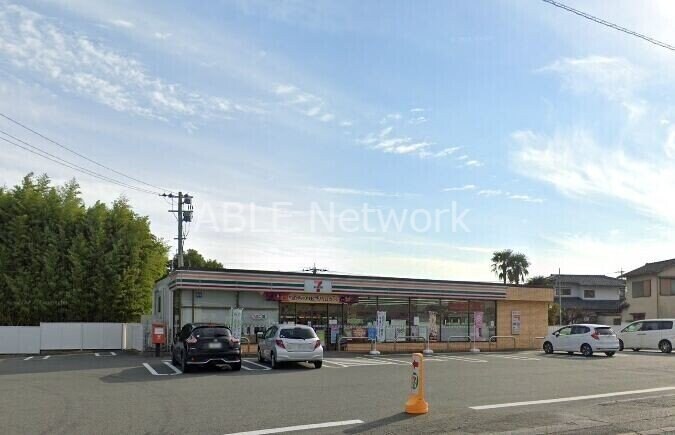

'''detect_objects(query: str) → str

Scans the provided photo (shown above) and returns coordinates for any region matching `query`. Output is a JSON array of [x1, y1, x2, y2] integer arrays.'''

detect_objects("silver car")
[[257, 324, 323, 369]]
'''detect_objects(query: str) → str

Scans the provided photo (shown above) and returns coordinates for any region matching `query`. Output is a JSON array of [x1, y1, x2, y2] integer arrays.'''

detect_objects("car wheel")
[[605, 351, 615, 357], [659, 340, 673, 354], [581, 343, 593, 357], [543, 342, 553, 354], [314, 360, 322, 369], [181, 352, 190, 373], [619, 339, 624, 351], [632, 348, 640, 352], [230, 362, 241, 371], [258, 347, 264, 362], [271, 352, 278, 369]]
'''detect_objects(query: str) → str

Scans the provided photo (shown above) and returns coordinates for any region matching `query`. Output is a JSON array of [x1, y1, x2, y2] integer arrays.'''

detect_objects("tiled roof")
[[548, 274, 625, 287], [622, 259, 675, 278]]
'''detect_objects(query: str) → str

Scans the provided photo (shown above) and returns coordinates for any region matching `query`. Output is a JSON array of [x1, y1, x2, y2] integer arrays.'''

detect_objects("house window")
[[632, 313, 646, 321], [157, 295, 162, 313], [584, 290, 595, 298], [556, 288, 571, 296], [632, 280, 651, 298], [660, 278, 675, 296]]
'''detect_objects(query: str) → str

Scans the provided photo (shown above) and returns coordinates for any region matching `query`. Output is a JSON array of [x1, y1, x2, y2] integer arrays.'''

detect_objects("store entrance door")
[[296, 303, 328, 345]]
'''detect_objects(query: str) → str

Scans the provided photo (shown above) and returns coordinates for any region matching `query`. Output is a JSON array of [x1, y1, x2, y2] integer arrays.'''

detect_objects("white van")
[[617, 319, 675, 353]]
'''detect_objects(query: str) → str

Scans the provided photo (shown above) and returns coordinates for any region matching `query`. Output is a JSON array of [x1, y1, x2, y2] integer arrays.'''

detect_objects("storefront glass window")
[[440, 299, 469, 341], [411, 298, 442, 340], [343, 297, 377, 338], [378, 297, 410, 341], [469, 300, 496, 341], [279, 303, 296, 324]]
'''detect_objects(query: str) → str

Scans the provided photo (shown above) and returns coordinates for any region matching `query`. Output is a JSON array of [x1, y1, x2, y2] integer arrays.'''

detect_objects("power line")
[[0, 113, 171, 193], [541, 0, 675, 52], [0, 132, 161, 196]]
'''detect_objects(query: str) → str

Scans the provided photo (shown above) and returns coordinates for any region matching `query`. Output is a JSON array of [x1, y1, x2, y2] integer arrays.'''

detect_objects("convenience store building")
[[153, 268, 553, 351]]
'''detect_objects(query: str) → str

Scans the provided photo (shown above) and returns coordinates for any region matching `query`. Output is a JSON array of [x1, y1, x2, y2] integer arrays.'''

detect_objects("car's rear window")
[[193, 327, 230, 338], [279, 327, 317, 339], [595, 327, 615, 335]]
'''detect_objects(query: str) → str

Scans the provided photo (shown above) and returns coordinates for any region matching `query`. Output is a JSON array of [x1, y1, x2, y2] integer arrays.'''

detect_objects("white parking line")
[[242, 360, 271, 371], [23, 356, 33, 361], [356, 356, 409, 365], [491, 355, 540, 361], [42, 355, 50, 360], [94, 352, 116, 357], [223, 419, 364, 435], [431, 355, 488, 363], [470, 386, 675, 410], [143, 362, 181, 376]]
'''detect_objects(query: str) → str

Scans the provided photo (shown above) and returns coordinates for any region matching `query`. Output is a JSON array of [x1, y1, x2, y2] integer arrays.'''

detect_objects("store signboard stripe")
[[223, 419, 364, 435]]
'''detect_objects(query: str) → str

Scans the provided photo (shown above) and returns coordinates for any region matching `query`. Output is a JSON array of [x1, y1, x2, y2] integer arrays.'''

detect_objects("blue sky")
[[1, 0, 674, 281]]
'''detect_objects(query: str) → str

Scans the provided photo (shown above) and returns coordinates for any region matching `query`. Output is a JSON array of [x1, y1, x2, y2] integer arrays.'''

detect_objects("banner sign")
[[304, 279, 332, 293], [376, 311, 386, 343], [511, 310, 521, 335], [428, 311, 438, 341], [473, 311, 483, 339], [231, 308, 243, 340]]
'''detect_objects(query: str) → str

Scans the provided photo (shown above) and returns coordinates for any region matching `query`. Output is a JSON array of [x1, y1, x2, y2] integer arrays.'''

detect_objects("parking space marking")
[[223, 419, 364, 435], [490, 355, 540, 361], [323, 357, 397, 367], [431, 355, 488, 363], [356, 356, 410, 365], [242, 360, 271, 371], [470, 386, 675, 410], [142, 362, 181, 376], [23, 356, 33, 360], [94, 352, 116, 357]]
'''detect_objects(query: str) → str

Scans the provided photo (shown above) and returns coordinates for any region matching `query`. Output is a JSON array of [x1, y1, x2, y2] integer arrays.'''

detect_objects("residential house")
[[621, 258, 675, 322], [548, 274, 626, 325]]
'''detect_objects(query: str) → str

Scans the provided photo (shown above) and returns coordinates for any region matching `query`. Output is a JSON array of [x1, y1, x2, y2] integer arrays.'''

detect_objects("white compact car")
[[257, 324, 323, 369], [543, 324, 619, 357], [617, 319, 675, 353]]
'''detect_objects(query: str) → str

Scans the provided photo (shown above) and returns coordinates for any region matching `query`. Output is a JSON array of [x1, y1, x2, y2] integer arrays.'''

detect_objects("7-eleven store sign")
[[304, 279, 332, 293]]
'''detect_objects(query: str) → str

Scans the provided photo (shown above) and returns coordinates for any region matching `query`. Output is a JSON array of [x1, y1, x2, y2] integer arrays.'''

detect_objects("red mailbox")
[[152, 322, 166, 345]]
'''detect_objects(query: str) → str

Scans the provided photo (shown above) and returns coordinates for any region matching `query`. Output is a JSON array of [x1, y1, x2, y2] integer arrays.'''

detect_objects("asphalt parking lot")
[[4, 350, 675, 434]]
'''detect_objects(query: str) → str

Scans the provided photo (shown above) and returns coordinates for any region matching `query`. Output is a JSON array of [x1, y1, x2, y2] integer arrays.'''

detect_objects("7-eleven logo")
[[304, 279, 332, 293], [314, 280, 323, 292]]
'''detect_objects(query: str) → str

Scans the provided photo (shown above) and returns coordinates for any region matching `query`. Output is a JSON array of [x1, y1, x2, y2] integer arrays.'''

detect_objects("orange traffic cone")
[[405, 353, 429, 414]]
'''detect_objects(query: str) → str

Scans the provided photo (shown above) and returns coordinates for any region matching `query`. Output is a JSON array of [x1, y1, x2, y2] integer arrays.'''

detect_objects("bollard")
[[405, 353, 429, 414], [369, 339, 380, 355]]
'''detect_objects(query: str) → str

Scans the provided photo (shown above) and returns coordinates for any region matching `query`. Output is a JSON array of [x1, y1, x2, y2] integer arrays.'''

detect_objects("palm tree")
[[506, 253, 530, 285], [490, 249, 513, 284]]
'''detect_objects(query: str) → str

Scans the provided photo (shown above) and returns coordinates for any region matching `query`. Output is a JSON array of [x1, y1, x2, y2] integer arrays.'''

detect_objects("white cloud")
[[110, 19, 134, 28], [410, 108, 424, 113], [508, 194, 544, 203], [665, 127, 675, 158], [275, 84, 297, 95], [512, 128, 675, 223], [443, 184, 476, 192], [477, 189, 502, 197], [408, 116, 427, 125], [319, 187, 393, 197], [380, 112, 402, 124], [154, 32, 171, 40], [540, 56, 646, 119], [464, 160, 483, 167], [456, 155, 469, 161], [340, 120, 353, 127], [0, 4, 258, 121], [319, 113, 334, 122], [273, 82, 339, 123]]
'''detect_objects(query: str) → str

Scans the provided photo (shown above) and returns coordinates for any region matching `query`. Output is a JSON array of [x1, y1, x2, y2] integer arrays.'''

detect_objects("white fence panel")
[[82, 323, 123, 349], [0, 327, 40, 354], [40, 323, 83, 350], [123, 323, 144, 351]]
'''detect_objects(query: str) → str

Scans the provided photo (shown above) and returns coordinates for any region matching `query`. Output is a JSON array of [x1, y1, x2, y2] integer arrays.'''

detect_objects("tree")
[[171, 249, 223, 270], [491, 249, 513, 284], [0, 174, 168, 325], [548, 303, 560, 325], [527, 275, 553, 286], [506, 253, 530, 285]]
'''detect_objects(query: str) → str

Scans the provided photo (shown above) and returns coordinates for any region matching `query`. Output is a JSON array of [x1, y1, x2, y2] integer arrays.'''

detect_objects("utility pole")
[[557, 268, 562, 325], [162, 192, 194, 269], [303, 263, 327, 275]]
